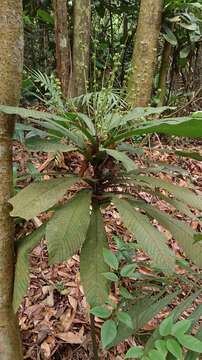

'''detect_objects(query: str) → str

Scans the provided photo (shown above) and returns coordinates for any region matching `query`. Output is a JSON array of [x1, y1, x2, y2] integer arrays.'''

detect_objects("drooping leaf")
[[175, 150, 202, 161], [117, 143, 144, 155], [26, 137, 77, 153], [47, 190, 91, 264], [101, 320, 117, 348], [104, 149, 137, 172], [9, 176, 80, 220], [77, 113, 96, 135], [30, 118, 85, 148], [80, 206, 109, 306], [0, 105, 65, 122], [0, 105, 85, 148], [139, 204, 202, 268], [113, 115, 202, 143], [113, 197, 175, 274], [13, 224, 46, 312], [134, 175, 202, 211], [108, 107, 170, 130]]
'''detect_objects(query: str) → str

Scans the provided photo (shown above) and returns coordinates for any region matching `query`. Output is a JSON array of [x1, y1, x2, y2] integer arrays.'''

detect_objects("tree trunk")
[[71, 0, 91, 97], [0, 1, 24, 359], [127, 0, 163, 107], [196, 42, 202, 96], [53, 0, 71, 98], [158, 40, 172, 106]]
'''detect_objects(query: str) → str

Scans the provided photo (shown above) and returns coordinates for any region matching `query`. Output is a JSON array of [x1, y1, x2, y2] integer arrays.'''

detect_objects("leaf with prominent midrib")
[[114, 115, 202, 142], [113, 197, 175, 274], [134, 175, 202, 211], [47, 190, 92, 264], [9, 177, 80, 220], [26, 137, 77, 153], [80, 206, 109, 306], [139, 204, 202, 268], [13, 224, 46, 312], [104, 149, 137, 172]]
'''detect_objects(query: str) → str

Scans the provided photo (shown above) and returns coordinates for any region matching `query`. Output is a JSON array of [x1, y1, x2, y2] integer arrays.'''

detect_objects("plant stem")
[[90, 314, 99, 360]]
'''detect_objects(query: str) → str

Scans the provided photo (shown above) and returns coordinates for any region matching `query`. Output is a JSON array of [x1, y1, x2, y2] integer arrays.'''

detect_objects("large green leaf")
[[47, 190, 92, 264], [25, 137, 77, 153], [175, 150, 202, 162], [134, 175, 202, 211], [140, 204, 202, 268], [104, 149, 137, 172], [113, 197, 175, 274], [77, 113, 96, 135], [0, 105, 85, 148], [9, 176, 80, 220], [0, 105, 66, 122], [80, 205, 109, 306], [113, 115, 202, 143], [107, 107, 170, 130], [30, 118, 85, 149], [13, 224, 46, 312]]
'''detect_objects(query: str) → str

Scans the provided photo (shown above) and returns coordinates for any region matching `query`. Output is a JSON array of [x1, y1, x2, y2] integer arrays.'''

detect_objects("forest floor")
[[14, 135, 202, 360]]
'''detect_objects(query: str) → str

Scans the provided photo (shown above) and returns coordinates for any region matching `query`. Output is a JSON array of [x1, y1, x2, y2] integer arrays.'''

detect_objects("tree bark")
[[71, 0, 91, 97], [0, 1, 24, 359], [196, 42, 202, 96], [127, 0, 163, 107], [53, 0, 71, 98], [158, 40, 172, 106]]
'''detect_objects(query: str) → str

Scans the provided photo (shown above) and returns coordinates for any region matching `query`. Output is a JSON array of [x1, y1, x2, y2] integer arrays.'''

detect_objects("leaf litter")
[[13, 137, 202, 359]]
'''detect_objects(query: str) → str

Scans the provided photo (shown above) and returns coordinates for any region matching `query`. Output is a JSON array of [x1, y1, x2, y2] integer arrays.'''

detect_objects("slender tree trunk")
[[127, 0, 163, 107], [71, 0, 91, 97], [0, 1, 24, 359], [196, 42, 202, 96], [158, 40, 172, 106], [53, 0, 71, 98]]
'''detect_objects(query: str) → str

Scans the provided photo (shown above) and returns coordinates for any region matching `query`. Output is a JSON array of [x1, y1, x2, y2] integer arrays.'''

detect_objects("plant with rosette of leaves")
[[0, 99, 202, 356]]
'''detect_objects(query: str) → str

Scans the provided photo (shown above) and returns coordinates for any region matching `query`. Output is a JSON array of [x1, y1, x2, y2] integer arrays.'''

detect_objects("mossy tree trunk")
[[0, 1, 24, 359], [53, 0, 71, 98], [71, 0, 91, 97], [158, 40, 173, 106], [127, 0, 163, 107]]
